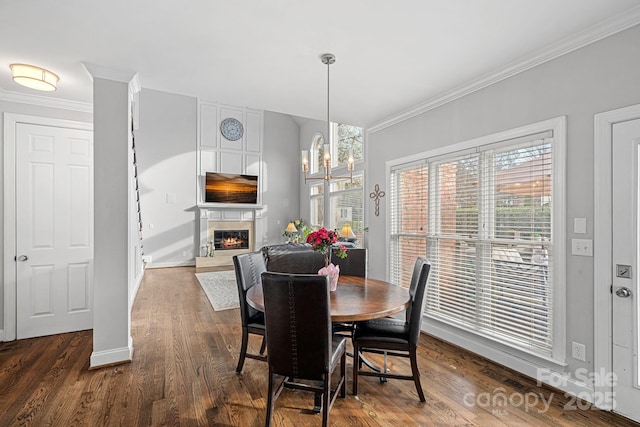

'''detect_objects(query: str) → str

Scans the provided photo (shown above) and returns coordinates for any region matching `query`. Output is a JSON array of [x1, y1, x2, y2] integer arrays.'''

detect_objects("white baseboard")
[[90, 344, 133, 368], [146, 260, 195, 269], [424, 319, 595, 403]]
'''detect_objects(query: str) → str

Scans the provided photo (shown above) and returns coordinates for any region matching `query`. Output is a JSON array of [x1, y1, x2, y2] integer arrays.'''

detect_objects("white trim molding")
[[368, 5, 640, 133], [0, 88, 92, 113], [90, 339, 133, 368], [593, 103, 640, 410]]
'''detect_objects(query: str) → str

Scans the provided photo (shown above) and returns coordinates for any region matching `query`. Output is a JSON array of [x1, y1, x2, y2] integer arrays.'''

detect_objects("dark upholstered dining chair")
[[352, 257, 431, 401], [232, 252, 268, 373], [331, 247, 367, 278], [261, 243, 326, 274], [330, 248, 368, 338], [261, 272, 346, 427]]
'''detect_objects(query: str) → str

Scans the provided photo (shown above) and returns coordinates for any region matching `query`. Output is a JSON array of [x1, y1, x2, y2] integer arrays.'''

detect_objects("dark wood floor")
[[1, 266, 638, 426]]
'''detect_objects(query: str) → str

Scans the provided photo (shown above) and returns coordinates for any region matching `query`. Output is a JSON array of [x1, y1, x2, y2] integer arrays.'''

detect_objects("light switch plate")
[[572, 239, 593, 256]]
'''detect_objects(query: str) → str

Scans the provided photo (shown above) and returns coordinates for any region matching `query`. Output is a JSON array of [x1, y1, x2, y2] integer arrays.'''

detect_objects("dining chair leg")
[[259, 335, 266, 355], [340, 350, 346, 398], [409, 347, 426, 402], [352, 341, 359, 396], [236, 327, 249, 373], [264, 372, 275, 427], [322, 376, 330, 427], [380, 351, 388, 383]]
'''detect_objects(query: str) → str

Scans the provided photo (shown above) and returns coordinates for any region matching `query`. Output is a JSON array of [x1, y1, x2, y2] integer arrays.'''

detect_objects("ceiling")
[[1, 0, 639, 128]]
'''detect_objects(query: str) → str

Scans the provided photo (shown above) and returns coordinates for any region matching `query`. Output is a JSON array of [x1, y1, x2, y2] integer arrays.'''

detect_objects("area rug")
[[195, 270, 239, 311]]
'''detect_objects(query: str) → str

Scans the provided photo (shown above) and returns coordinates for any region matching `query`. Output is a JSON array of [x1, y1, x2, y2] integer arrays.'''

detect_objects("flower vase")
[[318, 263, 340, 292]]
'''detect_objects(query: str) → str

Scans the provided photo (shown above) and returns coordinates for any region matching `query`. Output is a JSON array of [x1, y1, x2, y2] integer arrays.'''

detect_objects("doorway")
[[594, 104, 640, 423], [3, 114, 93, 340]]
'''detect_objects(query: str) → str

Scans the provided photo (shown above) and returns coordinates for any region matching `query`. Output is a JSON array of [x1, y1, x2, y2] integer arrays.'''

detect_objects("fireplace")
[[214, 229, 250, 251], [196, 216, 255, 268]]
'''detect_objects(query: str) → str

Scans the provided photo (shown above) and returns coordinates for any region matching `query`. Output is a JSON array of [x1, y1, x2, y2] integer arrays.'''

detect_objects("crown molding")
[[0, 88, 92, 113], [82, 62, 137, 84], [367, 6, 640, 133]]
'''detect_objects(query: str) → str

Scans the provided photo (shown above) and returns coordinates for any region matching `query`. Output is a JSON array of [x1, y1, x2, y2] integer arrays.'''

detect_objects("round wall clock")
[[220, 117, 244, 141]]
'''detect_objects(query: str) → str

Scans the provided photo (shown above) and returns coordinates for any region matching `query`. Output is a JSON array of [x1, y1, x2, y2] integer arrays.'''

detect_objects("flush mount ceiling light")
[[10, 63, 59, 91]]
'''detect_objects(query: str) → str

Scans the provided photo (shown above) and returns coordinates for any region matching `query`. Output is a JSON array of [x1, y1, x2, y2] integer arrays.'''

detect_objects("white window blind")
[[390, 133, 555, 357], [390, 161, 428, 288]]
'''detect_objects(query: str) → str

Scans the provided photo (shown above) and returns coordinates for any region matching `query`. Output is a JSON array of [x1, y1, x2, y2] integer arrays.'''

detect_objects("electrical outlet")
[[572, 341, 586, 361]]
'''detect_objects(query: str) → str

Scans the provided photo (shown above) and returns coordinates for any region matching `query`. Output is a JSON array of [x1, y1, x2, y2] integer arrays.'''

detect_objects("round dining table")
[[245, 274, 410, 322]]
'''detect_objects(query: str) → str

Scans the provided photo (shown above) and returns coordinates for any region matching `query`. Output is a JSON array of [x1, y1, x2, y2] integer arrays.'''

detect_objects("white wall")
[[0, 100, 92, 335], [365, 25, 640, 377]]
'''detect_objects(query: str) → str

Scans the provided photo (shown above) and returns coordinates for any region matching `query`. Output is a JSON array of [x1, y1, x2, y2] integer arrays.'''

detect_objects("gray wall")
[[365, 25, 640, 374], [0, 100, 92, 334], [262, 111, 303, 245], [92, 77, 131, 362], [134, 91, 304, 266], [135, 89, 198, 266]]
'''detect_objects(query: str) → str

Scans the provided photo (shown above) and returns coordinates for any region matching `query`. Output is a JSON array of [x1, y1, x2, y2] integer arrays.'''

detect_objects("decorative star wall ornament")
[[369, 184, 386, 216]]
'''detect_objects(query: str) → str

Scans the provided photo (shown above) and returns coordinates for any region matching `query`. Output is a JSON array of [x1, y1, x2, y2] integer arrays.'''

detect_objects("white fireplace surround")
[[197, 207, 258, 266]]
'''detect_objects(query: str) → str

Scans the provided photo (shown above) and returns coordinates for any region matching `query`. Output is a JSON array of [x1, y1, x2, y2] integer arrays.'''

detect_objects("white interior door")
[[15, 123, 94, 339], [612, 118, 640, 422]]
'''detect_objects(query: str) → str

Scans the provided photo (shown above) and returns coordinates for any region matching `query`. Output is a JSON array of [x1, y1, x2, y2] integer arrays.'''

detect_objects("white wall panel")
[[200, 149, 217, 174], [246, 153, 260, 176], [200, 103, 218, 148], [219, 151, 243, 174], [246, 110, 262, 153]]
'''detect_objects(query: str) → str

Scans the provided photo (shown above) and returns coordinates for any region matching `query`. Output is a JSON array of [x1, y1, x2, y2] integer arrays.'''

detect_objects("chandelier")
[[301, 53, 354, 184]]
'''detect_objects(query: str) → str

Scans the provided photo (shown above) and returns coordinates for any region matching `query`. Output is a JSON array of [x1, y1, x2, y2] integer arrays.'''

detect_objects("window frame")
[[386, 116, 567, 365]]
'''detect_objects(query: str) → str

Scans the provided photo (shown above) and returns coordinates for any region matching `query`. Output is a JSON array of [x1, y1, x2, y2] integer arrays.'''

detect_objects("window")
[[330, 174, 364, 241], [309, 123, 365, 241], [389, 118, 565, 361], [310, 182, 324, 228], [310, 133, 325, 175], [333, 123, 364, 167]]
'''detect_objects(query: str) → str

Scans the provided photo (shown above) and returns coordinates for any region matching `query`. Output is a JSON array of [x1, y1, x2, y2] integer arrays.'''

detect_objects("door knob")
[[17, 255, 28, 261], [615, 287, 632, 298]]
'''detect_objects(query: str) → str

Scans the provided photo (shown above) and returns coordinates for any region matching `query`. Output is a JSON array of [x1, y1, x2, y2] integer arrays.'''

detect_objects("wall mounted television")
[[205, 172, 258, 204]]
